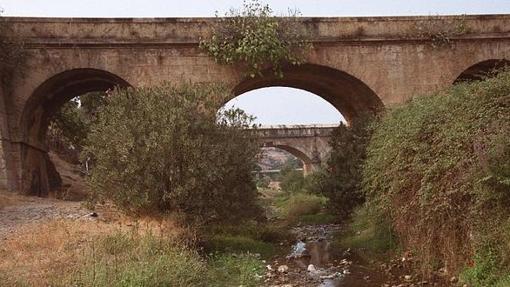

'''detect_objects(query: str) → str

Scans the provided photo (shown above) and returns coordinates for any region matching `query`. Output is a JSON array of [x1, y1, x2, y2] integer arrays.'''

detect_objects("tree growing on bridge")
[[200, 0, 311, 78], [83, 83, 263, 224]]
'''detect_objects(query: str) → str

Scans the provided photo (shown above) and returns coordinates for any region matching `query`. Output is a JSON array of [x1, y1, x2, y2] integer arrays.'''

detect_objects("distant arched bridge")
[[252, 124, 337, 175]]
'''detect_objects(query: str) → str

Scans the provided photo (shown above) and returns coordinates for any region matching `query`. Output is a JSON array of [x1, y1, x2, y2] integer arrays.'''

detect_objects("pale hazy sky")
[[2, 0, 509, 124]]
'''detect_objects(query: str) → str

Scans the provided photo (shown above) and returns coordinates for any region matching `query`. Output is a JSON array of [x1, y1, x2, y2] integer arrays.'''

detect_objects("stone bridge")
[[253, 124, 337, 175], [0, 15, 509, 195]]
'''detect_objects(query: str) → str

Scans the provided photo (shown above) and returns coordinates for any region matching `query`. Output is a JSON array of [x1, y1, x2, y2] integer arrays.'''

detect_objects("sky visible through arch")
[[3, 0, 509, 125]]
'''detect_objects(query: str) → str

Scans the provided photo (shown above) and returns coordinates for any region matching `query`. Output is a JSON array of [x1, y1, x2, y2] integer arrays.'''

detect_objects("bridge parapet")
[[251, 124, 339, 139], [4, 15, 510, 48]]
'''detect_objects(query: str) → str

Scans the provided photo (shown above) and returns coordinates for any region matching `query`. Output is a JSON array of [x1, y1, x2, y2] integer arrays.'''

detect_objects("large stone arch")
[[233, 63, 384, 123], [454, 59, 510, 84], [18, 68, 131, 196]]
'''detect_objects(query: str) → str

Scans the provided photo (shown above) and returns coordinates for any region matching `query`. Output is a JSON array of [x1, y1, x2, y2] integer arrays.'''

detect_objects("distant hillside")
[[257, 147, 303, 171]]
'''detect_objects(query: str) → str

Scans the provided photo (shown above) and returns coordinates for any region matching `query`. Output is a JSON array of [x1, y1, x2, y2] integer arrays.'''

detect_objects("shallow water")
[[285, 224, 385, 287]]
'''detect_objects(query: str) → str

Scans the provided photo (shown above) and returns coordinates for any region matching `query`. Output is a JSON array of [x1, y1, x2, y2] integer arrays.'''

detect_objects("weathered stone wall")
[[0, 15, 509, 193]]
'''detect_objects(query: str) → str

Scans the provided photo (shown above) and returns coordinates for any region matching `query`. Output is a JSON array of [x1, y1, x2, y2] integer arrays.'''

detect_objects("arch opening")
[[225, 64, 382, 179], [255, 146, 307, 190], [233, 64, 384, 123], [454, 59, 510, 84], [19, 68, 131, 197]]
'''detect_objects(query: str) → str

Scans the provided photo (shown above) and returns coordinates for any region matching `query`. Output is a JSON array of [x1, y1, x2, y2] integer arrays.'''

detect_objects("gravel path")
[[0, 196, 91, 239]]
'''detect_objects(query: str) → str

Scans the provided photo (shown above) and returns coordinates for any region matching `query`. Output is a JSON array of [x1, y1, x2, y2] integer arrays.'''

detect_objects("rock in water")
[[277, 265, 289, 273], [307, 264, 317, 273]]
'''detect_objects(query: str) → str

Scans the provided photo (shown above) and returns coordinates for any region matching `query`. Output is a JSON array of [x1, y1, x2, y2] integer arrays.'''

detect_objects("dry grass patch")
[[0, 216, 185, 286]]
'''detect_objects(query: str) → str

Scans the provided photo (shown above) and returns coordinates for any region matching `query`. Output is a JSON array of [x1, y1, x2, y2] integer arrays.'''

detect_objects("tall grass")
[[62, 232, 265, 287], [0, 219, 265, 287], [60, 232, 207, 287]]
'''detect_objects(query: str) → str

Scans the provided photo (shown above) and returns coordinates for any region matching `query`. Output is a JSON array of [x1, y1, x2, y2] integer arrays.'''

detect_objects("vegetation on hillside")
[[362, 69, 510, 283], [83, 83, 262, 224], [200, 0, 310, 78]]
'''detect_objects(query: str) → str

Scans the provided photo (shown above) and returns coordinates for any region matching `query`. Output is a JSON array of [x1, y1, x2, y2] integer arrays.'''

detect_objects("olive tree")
[[83, 83, 262, 223]]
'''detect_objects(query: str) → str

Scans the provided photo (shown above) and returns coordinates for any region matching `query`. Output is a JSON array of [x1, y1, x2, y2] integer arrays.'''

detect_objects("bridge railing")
[[245, 124, 339, 138]]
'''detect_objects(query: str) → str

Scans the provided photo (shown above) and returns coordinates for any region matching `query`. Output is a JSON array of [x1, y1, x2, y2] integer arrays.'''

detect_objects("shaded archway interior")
[[454, 59, 510, 84], [233, 64, 384, 123], [19, 68, 131, 196], [22, 68, 131, 146]]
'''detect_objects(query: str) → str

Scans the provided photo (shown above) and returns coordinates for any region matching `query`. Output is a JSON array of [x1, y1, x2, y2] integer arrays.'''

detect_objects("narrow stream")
[[266, 224, 386, 287]]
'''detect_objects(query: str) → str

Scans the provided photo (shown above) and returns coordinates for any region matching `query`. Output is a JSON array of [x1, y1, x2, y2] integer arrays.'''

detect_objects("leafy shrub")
[[48, 92, 107, 164], [84, 83, 262, 224], [200, 0, 310, 78], [312, 116, 374, 219], [362, 69, 510, 275]]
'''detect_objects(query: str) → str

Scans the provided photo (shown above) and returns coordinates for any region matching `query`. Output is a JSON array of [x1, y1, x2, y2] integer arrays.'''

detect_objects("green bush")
[[84, 83, 262, 224], [312, 116, 374, 219], [362, 69, 510, 274], [200, 0, 310, 78]]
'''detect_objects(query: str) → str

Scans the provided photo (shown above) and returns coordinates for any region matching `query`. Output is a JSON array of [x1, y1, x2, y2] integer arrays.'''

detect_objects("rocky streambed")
[[262, 223, 452, 287], [263, 223, 387, 287]]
